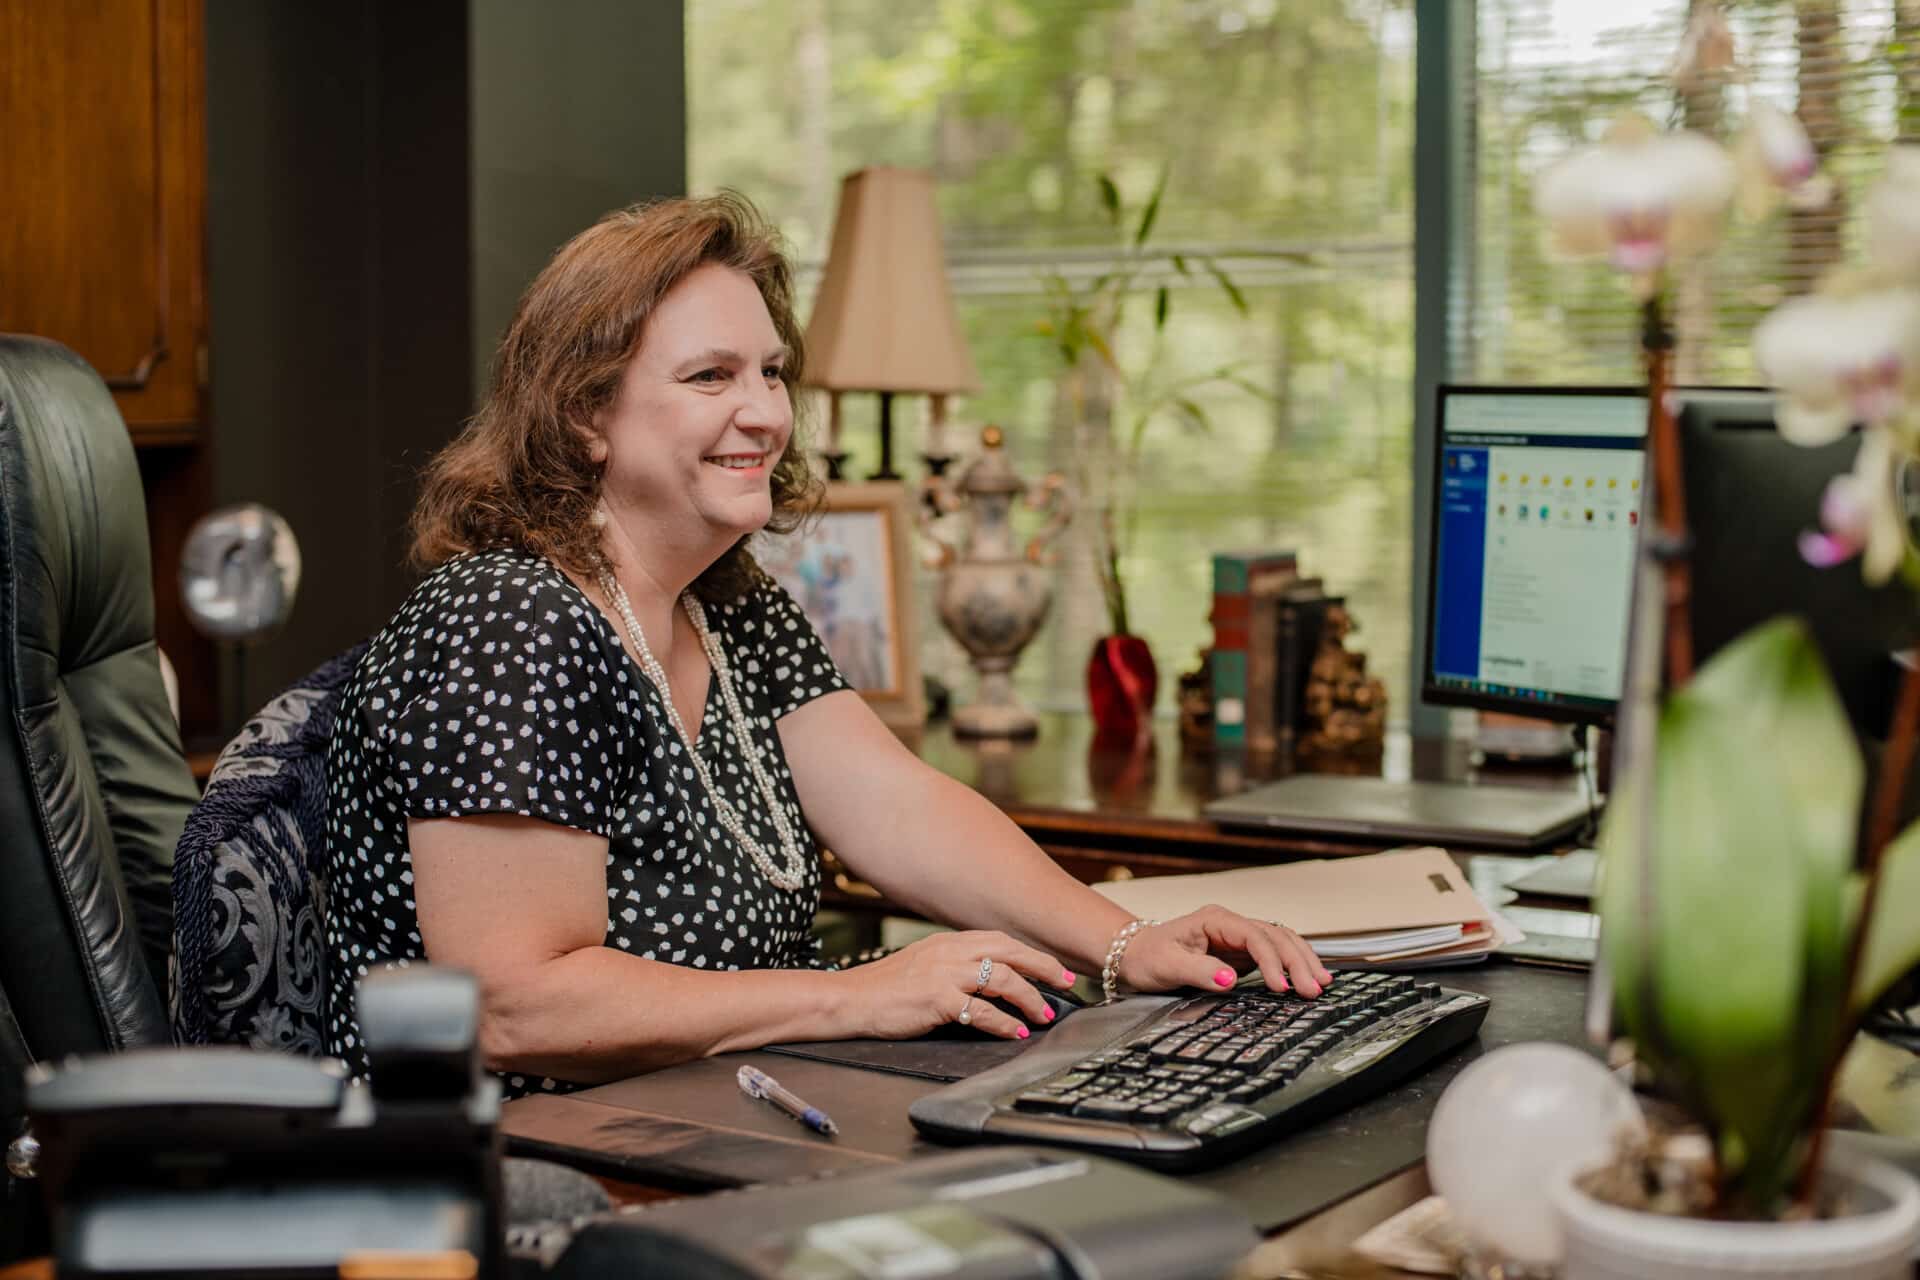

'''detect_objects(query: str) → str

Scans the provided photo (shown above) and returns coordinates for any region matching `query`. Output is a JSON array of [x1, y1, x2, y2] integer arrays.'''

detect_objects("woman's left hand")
[[1117, 906, 1333, 999]]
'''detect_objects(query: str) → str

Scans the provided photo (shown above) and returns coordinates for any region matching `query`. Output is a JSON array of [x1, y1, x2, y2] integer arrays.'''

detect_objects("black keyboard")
[[908, 971, 1490, 1171]]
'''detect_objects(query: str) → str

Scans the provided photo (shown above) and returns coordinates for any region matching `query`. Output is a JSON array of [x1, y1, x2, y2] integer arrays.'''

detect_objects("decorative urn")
[[920, 426, 1073, 737]]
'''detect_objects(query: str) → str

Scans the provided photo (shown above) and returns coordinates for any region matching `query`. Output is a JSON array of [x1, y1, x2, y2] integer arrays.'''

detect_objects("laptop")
[[1203, 774, 1592, 850]]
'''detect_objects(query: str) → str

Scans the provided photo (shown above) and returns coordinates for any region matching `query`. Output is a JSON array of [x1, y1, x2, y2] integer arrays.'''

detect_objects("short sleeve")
[[358, 559, 631, 835], [735, 579, 852, 720]]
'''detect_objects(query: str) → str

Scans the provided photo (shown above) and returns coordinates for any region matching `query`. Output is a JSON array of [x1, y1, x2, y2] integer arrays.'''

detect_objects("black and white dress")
[[322, 547, 849, 1098]]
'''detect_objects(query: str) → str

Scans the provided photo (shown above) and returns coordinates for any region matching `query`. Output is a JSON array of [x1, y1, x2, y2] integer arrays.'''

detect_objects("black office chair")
[[0, 334, 203, 1258]]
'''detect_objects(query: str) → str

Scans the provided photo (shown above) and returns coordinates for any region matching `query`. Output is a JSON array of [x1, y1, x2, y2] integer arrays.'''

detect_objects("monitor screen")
[[1680, 389, 1920, 740], [1423, 386, 1648, 725]]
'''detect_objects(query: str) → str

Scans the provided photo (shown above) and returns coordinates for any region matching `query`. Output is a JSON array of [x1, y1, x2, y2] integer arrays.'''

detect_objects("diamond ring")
[[974, 957, 994, 994]]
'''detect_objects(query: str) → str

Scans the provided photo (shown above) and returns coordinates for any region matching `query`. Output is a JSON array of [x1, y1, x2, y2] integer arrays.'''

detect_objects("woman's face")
[[593, 262, 793, 558]]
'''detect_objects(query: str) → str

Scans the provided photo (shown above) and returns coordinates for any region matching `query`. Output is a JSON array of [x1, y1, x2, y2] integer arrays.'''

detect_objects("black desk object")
[[501, 964, 1591, 1233], [549, 1146, 1259, 1280]]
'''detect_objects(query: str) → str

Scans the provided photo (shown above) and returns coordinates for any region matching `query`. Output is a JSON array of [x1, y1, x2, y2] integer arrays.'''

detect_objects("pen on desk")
[[736, 1064, 839, 1136]]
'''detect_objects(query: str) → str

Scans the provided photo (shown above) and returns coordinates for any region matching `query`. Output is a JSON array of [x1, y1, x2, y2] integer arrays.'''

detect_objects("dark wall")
[[470, 0, 688, 389], [204, 0, 685, 734]]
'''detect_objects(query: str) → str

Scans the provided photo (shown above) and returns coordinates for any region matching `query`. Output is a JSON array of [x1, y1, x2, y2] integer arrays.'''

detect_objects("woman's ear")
[[573, 416, 611, 464]]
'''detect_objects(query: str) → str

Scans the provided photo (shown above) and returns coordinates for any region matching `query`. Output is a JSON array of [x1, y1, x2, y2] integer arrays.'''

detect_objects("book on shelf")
[[1209, 549, 1298, 750]]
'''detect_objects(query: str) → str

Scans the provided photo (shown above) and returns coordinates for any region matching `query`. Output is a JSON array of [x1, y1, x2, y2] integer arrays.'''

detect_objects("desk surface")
[[501, 962, 1592, 1235]]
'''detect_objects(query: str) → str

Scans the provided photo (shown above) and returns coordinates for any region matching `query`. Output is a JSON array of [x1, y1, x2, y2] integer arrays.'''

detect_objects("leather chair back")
[[0, 335, 199, 1064]]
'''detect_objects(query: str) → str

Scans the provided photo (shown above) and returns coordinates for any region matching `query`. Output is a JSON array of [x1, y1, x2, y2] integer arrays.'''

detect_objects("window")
[[1467, 0, 1920, 386], [689, 0, 1418, 720]]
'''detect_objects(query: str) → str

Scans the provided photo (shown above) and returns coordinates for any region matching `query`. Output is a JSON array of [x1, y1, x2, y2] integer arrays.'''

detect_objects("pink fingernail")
[[1042, 1006, 1056, 1022], [1016, 1025, 1030, 1039], [1214, 968, 1235, 988], [1061, 970, 1076, 985], [1276, 975, 1290, 992]]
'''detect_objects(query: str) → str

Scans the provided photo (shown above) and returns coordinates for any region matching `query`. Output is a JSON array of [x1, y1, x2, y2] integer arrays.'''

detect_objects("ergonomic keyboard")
[[909, 971, 1491, 1171]]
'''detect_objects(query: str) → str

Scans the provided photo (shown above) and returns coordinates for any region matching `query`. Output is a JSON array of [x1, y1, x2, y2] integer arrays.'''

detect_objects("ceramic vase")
[[919, 426, 1072, 738]]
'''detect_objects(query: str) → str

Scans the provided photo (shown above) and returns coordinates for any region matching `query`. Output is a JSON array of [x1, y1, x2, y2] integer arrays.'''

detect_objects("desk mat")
[[762, 1030, 1034, 1082]]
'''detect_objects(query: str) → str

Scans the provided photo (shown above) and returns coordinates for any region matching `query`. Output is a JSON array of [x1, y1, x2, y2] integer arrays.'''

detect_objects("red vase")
[[1086, 634, 1159, 744]]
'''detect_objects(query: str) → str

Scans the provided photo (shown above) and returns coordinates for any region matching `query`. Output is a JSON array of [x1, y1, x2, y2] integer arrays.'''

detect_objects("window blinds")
[[1467, 0, 1920, 387]]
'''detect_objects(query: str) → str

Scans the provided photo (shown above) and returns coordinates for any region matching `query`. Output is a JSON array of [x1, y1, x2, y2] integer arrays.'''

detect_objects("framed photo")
[[758, 480, 925, 731]]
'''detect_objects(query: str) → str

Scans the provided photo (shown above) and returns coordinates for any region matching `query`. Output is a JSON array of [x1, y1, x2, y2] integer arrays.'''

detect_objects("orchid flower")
[[1734, 101, 1830, 217], [1752, 282, 1920, 445], [1535, 114, 1736, 288], [1866, 147, 1920, 283], [1798, 426, 1910, 582]]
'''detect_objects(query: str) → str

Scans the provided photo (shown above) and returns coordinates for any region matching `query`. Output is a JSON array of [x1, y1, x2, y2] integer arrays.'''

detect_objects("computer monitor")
[[1422, 385, 1649, 727], [1679, 389, 1920, 740]]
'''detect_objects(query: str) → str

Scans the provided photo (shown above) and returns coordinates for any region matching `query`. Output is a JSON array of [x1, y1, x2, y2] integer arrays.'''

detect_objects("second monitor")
[[1424, 385, 1649, 726]]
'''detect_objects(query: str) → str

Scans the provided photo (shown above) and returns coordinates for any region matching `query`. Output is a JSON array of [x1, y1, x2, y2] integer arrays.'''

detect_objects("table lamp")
[[803, 166, 979, 480]]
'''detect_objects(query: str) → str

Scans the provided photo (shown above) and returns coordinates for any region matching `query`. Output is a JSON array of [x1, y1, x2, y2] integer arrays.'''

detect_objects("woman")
[[322, 193, 1330, 1097]]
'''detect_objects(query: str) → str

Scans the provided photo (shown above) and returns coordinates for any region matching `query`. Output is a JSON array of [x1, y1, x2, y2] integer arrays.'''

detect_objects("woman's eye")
[[763, 365, 785, 381], [690, 369, 725, 384]]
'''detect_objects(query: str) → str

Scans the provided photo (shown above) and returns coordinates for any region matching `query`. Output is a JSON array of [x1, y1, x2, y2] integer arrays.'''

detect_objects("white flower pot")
[[1553, 1149, 1920, 1280]]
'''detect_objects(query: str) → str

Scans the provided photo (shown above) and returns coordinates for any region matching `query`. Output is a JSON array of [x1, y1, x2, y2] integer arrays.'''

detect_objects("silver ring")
[[957, 997, 975, 1026], [974, 957, 993, 994]]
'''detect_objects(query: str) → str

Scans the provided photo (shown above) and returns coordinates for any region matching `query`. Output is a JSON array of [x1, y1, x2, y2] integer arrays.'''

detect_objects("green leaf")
[[1601, 620, 1864, 1216], [1170, 253, 1191, 276], [1154, 286, 1170, 331], [1203, 256, 1249, 314], [1853, 826, 1920, 1015], [1171, 396, 1211, 433], [1133, 167, 1168, 247], [1083, 325, 1119, 371], [1097, 174, 1121, 227]]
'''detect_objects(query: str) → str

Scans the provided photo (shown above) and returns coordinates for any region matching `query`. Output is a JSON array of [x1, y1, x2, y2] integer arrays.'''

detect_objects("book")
[[1274, 585, 1336, 763], [1247, 574, 1319, 756], [1210, 549, 1297, 749]]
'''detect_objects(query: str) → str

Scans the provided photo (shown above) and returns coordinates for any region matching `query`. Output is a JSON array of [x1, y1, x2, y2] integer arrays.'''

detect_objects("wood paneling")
[[1, 0, 215, 739], [0, 0, 207, 440]]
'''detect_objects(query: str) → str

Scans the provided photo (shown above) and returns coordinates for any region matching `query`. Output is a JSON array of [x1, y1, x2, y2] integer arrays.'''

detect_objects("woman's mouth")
[[703, 452, 768, 472]]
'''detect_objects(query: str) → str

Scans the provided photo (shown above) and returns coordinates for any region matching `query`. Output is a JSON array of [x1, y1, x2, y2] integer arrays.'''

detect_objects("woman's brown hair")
[[409, 192, 820, 602]]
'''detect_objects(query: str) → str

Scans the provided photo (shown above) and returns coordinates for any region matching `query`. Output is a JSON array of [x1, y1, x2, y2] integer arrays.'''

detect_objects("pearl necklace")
[[595, 568, 809, 892]]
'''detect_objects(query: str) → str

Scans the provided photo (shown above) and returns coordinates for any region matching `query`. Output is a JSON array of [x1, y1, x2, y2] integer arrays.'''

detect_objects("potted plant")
[[1524, 12, 1920, 1275], [1035, 170, 1268, 742]]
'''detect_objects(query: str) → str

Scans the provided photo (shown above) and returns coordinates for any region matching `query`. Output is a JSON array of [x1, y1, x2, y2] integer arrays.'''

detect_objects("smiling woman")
[[321, 194, 1331, 1102]]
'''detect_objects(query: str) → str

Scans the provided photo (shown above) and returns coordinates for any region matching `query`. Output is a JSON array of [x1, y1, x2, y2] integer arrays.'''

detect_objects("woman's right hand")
[[837, 931, 1074, 1041]]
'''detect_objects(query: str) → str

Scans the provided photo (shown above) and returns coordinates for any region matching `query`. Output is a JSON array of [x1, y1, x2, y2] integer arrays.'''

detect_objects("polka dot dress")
[[323, 547, 849, 1098]]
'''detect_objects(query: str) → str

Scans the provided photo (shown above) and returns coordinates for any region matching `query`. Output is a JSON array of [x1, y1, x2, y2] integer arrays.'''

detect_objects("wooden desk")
[[824, 712, 1587, 913], [501, 964, 1592, 1242]]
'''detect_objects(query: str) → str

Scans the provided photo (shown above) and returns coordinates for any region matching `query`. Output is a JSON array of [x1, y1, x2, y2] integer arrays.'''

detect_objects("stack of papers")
[[1091, 846, 1521, 969]]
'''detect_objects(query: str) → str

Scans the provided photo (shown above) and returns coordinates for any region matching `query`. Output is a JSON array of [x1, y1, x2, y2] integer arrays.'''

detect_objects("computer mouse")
[[930, 986, 1085, 1040]]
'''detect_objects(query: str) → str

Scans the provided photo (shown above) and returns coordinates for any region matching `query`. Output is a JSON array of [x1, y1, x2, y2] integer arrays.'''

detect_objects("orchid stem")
[[1797, 657, 1920, 1205], [1642, 293, 1696, 688]]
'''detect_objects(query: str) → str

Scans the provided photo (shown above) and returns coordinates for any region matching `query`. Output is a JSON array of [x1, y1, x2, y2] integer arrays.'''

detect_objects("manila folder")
[[1092, 846, 1489, 938]]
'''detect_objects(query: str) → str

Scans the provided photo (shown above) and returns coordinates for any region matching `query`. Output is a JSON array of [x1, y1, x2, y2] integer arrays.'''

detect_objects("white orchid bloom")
[[1752, 284, 1920, 444], [1866, 147, 1920, 283], [1734, 100, 1827, 217], [1535, 115, 1736, 279], [1854, 428, 1905, 583]]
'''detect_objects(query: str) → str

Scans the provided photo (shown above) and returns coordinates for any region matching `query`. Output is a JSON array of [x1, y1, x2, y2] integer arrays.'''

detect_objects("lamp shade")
[[803, 167, 980, 396]]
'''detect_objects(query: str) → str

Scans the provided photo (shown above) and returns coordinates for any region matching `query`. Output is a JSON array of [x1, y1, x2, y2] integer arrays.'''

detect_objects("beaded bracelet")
[[1100, 918, 1161, 1004]]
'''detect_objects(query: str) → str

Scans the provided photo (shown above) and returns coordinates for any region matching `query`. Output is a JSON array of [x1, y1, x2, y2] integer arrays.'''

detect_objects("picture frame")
[[758, 480, 926, 732]]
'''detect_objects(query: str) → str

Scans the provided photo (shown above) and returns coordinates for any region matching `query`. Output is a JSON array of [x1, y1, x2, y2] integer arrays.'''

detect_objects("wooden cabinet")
[[0, 0, 216, 734], [1, 0, 208, 440]]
